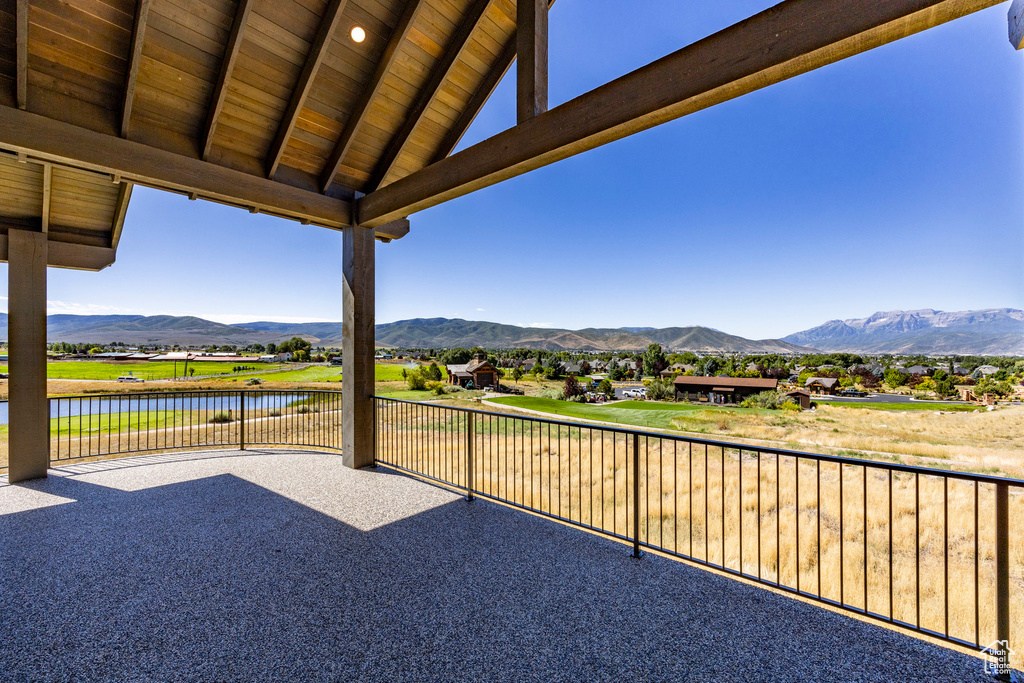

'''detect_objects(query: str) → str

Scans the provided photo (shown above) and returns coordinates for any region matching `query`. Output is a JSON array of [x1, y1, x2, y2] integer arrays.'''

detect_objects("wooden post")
[[8, 230, 49, 482], [342, 226, 375, 468], [517, 0, 548, 123]]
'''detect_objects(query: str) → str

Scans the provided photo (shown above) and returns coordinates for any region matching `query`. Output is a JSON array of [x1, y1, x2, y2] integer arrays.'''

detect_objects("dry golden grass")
[[375, 401, 1024, 667], [672, 404, 1024, 478]]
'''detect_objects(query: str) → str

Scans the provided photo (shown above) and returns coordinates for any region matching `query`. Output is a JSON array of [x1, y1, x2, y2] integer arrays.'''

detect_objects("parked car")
[[116, 376, 145, 383], [622, 388, 646, 399], [838, 389, 867, 397]]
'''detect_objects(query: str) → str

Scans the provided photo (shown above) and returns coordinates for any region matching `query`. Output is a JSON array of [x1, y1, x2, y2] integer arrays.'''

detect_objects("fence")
[[0, 390, 343, 473], [0, 390, 1019, 672], [374, 396, 1023, 672]]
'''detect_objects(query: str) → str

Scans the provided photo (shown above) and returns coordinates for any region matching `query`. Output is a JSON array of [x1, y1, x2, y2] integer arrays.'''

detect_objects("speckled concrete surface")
[[0, 450, 996, 682]]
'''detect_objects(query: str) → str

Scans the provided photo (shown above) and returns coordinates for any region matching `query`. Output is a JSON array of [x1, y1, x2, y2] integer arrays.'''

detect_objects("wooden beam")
[[365, 0, 491, 191], [40, 163, 51, 233], [0, 106, 353, 229], [121, 0, 152, 138], [516, 0, 547, 123], [432, 0, 557, 165], [360, 0, 999, 227], [267, 0, 349, 179], [202, 0, 254, 160], [366, 217, 409, 240], [0, 231, 116, 271], [110, 181, 134, 249], [320, 0, 426, 192], [16, 0, 27, 110], [1011, 0, 1024, 49]]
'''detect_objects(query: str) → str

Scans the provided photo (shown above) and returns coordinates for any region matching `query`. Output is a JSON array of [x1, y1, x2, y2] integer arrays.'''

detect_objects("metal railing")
[[2, 390, 343, 467], [374, 396, 1023, 673]]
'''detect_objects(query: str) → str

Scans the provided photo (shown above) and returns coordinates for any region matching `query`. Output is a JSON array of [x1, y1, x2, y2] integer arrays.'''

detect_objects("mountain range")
[[0, 307, 1018, 355], [782, 308, 1024, 355], [0, 314, 809, 354]]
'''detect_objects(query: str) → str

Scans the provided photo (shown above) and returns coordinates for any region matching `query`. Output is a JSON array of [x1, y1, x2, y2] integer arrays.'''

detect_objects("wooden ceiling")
[[0, 0, 525, 251], [0, 151, 130, 269], [0, 0, 1009, 266]]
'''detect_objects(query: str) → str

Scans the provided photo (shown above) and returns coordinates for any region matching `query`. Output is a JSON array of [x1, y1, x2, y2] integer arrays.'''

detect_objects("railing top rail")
[[46, 388, 343, 401], [373, 395, 1024, 488]]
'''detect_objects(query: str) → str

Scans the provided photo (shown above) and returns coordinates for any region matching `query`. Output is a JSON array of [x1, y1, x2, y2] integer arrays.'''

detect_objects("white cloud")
[[475, 307, 486, 312], [526, 322, 553, 328], [46, 300, 133, 315]]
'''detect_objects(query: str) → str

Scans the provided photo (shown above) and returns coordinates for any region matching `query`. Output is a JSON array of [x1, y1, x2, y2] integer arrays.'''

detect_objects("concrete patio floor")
[[0, 449, 994, 682]]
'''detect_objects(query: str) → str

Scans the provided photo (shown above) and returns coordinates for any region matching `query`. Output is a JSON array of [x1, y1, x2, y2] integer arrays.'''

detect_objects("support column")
[[8, 229, 49, 482], [342, 226, 375, 468], [517, 0, 548, 123]]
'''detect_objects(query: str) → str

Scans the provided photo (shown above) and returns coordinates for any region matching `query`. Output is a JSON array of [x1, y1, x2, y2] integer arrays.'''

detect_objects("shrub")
[[406, 369, 427, 391], [781, 400, 801, 412], [538, 387, 562, 400], [567, 394, 588, 403], [740, 391, 785, 410], [645, 379, 674, 401], [426, 381, 445, 396], [268, 409, 281, 417], [442, 384, 462, 394], [208, 411, 233, 423], [597, 379, 615, 400]]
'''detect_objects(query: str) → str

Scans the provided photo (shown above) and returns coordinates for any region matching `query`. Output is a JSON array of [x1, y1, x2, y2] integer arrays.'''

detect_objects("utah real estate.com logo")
[[981, 639, 1016, 679]]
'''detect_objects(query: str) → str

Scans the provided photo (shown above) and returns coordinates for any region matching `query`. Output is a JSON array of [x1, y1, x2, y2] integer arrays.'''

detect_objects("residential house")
[[975, 365, 1000, 377], [805, 377, 840, 395], [446, 353, 499, 389], [660, 363, 694, 378], [784, 389, 812, 410], [673, 376, 778, 404]]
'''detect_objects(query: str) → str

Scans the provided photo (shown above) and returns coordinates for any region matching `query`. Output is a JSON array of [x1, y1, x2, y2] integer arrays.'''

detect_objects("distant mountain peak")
[[783, 308, 1024, 355]]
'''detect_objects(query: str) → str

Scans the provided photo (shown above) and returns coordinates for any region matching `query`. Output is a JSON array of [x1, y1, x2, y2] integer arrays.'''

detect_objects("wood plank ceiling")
[[0, 0, 521, 218]]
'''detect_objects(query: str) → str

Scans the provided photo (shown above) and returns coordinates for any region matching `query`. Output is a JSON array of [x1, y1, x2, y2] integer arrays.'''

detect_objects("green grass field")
[[0, 410, 187, 437], [220, 363, 409, 383], [42, 360, 283, 381]]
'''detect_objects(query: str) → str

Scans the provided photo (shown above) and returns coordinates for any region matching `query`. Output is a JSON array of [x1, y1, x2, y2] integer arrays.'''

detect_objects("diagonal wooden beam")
[[202, 0, 255, 160], [1011, 0, 1024, 49], [516, 0, 547, 123], [431, 0, 556, 165], [0, 107, 353, 229], [110, 181, 134, 249], [364, 0, 491, 192], [16, 0, 27, 109], [121, 0, 152, 138], [320, 0, 426, 192], [359, 0, 1000, 227], [40, 162, 51, 233], [267, 0, 349, 179]]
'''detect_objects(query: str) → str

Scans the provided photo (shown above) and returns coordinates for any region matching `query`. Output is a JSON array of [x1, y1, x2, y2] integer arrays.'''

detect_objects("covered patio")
[[0, 450, 991, 681]]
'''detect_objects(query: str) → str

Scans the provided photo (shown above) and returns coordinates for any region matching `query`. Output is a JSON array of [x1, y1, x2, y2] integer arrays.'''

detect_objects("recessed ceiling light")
[[351, 26, 365, 43]]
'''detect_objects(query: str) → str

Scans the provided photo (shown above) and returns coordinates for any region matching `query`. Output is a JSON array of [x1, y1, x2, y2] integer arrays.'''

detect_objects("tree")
[[976, 378, 1012, 398], [511, 366, 524, 384], [267, 343, 277, 355], [189, 368, 195, 378], [598, 378, 615, 400], [642, 343, 667, 378], [579, 360, 591, 376], [426, 362, 443, 382], [884, 368, 908, 389], [563, 374, 584, 400], [406, 369, 427, 391], [698, 357, 720, 377]]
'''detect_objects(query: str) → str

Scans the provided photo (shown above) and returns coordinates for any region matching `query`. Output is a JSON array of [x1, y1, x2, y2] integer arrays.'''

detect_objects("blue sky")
[[5, 1, 1022, 340]]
